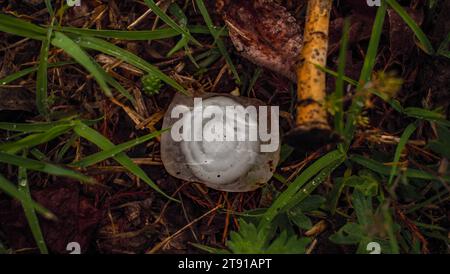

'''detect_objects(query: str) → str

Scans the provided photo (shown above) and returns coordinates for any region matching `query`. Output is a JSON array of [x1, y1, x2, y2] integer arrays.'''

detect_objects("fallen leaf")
[[218, 0, 303, 82]]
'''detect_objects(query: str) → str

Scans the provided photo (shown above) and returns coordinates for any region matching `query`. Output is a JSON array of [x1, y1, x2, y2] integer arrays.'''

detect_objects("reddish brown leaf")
[[218, 0, 303, 82]]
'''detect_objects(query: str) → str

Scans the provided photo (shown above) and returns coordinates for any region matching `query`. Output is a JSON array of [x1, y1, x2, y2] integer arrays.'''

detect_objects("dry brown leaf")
[[217, 0, 303, 82]]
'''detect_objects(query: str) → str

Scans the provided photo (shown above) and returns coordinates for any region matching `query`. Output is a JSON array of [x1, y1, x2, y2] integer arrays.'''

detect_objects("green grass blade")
[[437, 32, 450, 58], [0, 14, 46, 40], [72, 129, 167, 168], [316, 65, 359, 86], [60, 26, 179, 40], [18, 164, 48, 254], [0, 120, 73, 133], [73, 121, 177, 202], [58, 25, 213, 40], [403, 107, 450, 127], [0, 117, 99, 133], [0, 16, 136, 102], [350, 155, 450, 181], [381, 202, 399, 254], [279, 144, 295, 165], [44, 0, 54, 17], [0, 61, 75, 86], [258, 150, 345, 230], [197, 48, 222, 68], [388, 123, 416, 185], [0, 14, 47, 33], [0, 124, 74, 154], [0, 152, 94, 184], [30, 148, 48, 161], [367, 88, 404, 113], [334, 18, 350, 136], [168, 2, 188, 26], [51, 32, 112, 97], [246, 67, 263, 96], [36, 19, 55, 118], [74, 35, 188, 95], [55, 134, 79, 162], [1, 66, 39, 85], [327, 176, 347, 215], [143, 0, 201, 46], [167, 35, 189, 57], [166, 3, 193, 58], [284, 157, 344, 212], [0, 13, 213, 41], [344, 2, 387, 146], [358, 3, 387, 85], [316, 66, 407, 116], [0, 173, 55, 220], [195, 0, 241, 84], [386, 0, 435, 55]]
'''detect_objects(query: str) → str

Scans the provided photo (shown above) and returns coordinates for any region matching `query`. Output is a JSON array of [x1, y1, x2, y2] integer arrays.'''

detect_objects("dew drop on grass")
[[19, 179, 27, 187]]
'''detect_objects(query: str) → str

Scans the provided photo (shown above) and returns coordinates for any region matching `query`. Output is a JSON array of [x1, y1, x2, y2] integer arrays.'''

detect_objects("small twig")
[[146, 204, 222, 253], [394, 206, 429, 254], [306, 238, 318, 254], [179, 193, 199, 243]]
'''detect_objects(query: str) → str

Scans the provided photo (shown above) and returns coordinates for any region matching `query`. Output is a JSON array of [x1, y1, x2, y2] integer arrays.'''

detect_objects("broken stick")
[[286, 0, 334, 147]]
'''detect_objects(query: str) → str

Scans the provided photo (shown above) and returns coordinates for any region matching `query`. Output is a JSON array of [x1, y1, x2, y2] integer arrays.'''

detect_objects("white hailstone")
[[161, 92, 280, 192]]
